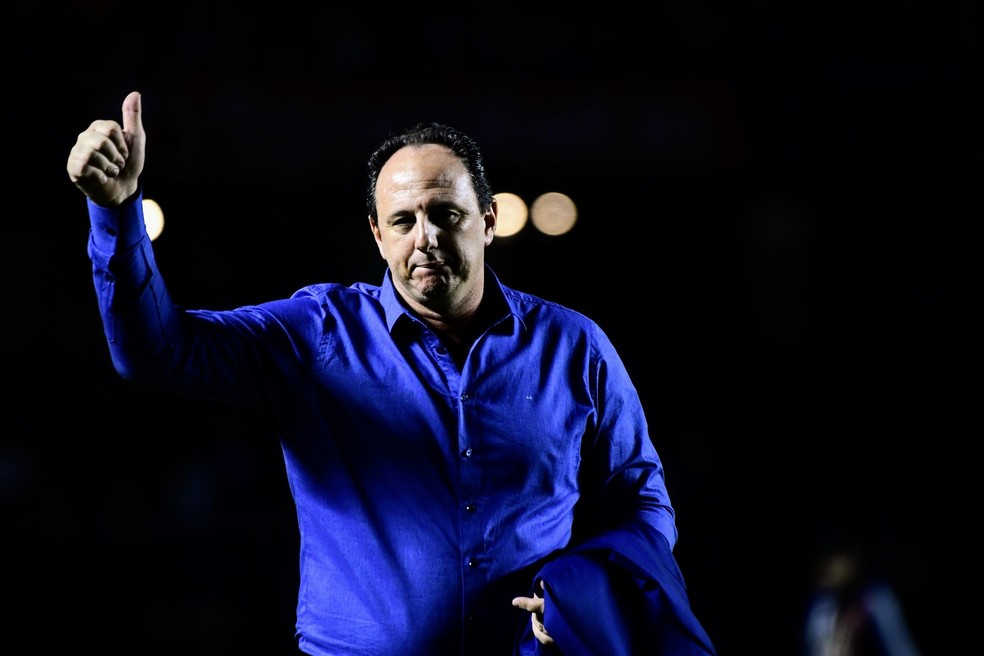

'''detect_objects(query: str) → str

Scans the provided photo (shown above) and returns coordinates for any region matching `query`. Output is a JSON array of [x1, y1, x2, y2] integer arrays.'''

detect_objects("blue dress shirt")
[[86, 193, 683, 655]]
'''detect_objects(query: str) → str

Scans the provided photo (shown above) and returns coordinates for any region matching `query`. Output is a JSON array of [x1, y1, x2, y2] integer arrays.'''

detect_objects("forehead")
[[377, 144, 473, 201]]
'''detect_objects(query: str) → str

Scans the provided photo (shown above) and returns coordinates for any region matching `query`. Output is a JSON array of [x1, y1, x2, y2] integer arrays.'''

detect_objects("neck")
[[404, 271, 486, 341], [421, 304, 481, 345]]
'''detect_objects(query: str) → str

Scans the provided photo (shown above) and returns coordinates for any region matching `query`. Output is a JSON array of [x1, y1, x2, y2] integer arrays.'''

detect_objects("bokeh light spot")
[[142, 198, 165, 241], [530, 192, 577, 236], [493, 192, 528, 237]]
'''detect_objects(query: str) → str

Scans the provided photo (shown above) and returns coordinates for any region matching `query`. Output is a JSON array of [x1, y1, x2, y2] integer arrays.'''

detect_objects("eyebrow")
[[383, 199, 464, 221]]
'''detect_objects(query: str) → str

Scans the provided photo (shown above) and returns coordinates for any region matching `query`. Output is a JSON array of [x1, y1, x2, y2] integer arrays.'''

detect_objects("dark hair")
[[366, 122, 494, 224]]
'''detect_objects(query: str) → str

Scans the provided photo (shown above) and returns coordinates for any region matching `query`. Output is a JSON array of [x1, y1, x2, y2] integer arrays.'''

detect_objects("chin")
[[414, 278, 456, 303], [412, 269, 452, 287]]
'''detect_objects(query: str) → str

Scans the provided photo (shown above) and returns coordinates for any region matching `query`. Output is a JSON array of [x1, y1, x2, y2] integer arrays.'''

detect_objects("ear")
[[483, 198, 498, 246], [369, 216, 386, 259]]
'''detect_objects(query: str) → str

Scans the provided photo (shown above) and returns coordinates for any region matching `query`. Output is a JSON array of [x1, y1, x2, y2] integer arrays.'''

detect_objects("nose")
[[414, 217, 439, 251]]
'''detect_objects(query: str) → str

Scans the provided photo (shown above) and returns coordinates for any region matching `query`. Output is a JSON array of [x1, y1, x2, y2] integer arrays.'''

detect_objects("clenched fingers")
[[66, 119, 128, 185]]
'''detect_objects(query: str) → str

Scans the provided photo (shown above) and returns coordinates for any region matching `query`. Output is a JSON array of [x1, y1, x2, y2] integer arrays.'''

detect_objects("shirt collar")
[[378, 265, 522, 335]]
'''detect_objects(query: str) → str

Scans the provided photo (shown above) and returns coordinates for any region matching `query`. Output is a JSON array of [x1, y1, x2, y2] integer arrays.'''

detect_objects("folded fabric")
[[515, 520, 717, 655]]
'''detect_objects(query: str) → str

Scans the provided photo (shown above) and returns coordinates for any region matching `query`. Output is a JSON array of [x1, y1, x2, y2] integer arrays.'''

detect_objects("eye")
[[430, 208, 461, 229], [391, 215, 416, 231]]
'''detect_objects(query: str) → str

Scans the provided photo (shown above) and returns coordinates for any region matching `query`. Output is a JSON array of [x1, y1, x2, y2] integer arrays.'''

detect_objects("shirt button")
[[468, 559, 478, 568], [461, 447, 473, 458], [465, 503, 476, 512], [460, 393, 469, 401], [436, 346, 447, 355]]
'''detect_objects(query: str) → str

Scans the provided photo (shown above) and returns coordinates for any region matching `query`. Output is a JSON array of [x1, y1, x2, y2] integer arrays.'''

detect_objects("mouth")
[[411, 260, 447, 274], [410, 261, 454, 288]]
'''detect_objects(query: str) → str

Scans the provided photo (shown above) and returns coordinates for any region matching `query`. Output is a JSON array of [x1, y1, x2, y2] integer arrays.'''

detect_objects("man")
[[67, 90, 716, 655]]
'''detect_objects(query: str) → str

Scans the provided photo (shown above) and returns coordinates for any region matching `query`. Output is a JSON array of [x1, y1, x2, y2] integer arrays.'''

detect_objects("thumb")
[[122, 90, 143, 137], [118, 90, 147, 188]]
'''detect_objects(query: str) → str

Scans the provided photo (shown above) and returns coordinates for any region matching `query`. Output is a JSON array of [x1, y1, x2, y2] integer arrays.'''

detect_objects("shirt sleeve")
[[85, 190, 184, 383], [83, 192, 327, 410], [572, 324, 679, 550]]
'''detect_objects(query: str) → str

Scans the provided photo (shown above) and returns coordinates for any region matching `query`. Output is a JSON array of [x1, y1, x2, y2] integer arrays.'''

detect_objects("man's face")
[[370, 144, 496, 319]]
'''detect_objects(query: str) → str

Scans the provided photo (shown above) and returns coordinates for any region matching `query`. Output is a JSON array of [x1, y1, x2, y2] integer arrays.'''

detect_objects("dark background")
[[3, 2, 981, 653]]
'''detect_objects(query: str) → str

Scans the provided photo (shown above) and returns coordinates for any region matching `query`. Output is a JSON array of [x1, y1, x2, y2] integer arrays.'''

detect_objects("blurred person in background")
[[801, 542, 921, 656]]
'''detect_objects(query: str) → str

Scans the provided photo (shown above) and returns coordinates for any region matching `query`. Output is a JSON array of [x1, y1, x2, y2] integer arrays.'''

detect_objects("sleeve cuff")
[[88, 189, 147, 252]]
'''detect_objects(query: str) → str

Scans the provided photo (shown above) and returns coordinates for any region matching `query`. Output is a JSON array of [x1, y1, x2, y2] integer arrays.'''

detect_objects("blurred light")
[[494, 192, 528, 237], [143, 198, 165, 241], [530, 192, 577, 236]]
